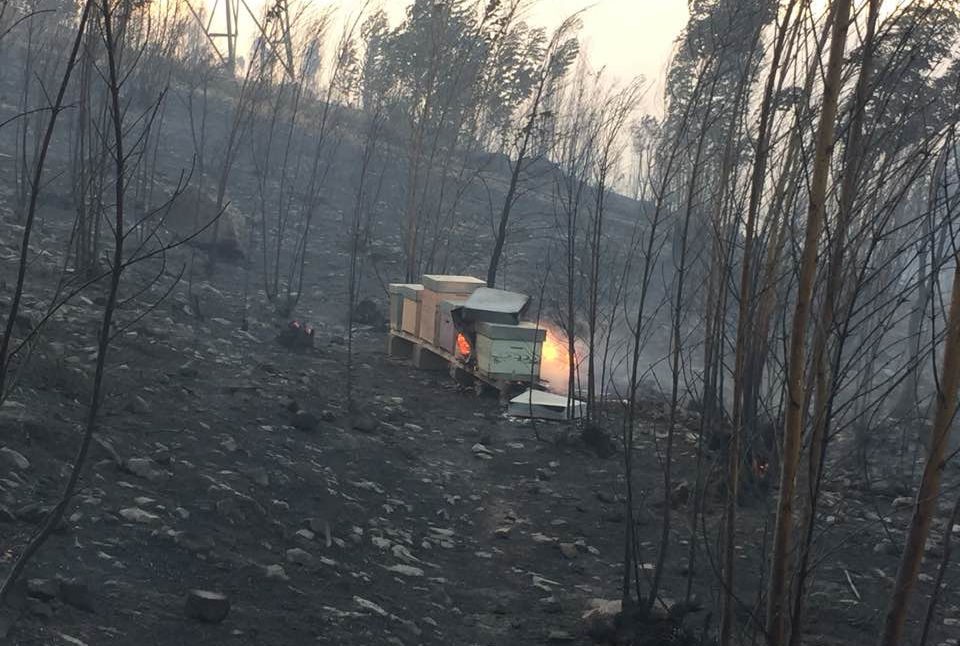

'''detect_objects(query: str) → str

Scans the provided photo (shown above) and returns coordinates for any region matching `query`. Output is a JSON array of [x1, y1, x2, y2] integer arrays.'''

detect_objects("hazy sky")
[[222, 0, 690, 114]]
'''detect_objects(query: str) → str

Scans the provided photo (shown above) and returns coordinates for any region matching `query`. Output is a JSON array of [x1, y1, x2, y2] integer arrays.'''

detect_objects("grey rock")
[[184, 590, 230, 623], [292, 410, 319, 432], [0, 447, 29, 470], [352, 413, 379, 433], [671, 480, 691, 509], [123, 458, 166, 482], [27, 578, 59, 601], [305, 518, 329, 534], [286, 547, 315, 566], [119, 507, 160, 524], [58, 579, 94, 612], [295, 528, 315, 541], [265, 564, 288, 580], [893, 496, 914, 510], [559, 543, 578, 560], [127, 395, 151, 414], [874, 540, 900, 556], [246, 467, 270, 487]]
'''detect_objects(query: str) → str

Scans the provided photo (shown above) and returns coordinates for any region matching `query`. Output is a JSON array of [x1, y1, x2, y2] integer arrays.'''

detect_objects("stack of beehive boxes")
[[418, 275, 485, 347]]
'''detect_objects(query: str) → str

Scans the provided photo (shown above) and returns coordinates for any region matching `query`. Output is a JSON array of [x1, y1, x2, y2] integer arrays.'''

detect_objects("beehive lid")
[[422, 274, 485, 293], [508, 389, 585, 420], [476, 320, 546, 342], [462, 287, 529, 324], [389, 283, 424, 300]]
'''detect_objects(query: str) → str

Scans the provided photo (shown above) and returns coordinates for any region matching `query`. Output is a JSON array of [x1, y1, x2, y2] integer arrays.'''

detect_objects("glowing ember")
[[456, 332, 471, 356]]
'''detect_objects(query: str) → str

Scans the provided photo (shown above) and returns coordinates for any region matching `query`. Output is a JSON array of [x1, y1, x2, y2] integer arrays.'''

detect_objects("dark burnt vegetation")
[[1, 1, 960, 646]]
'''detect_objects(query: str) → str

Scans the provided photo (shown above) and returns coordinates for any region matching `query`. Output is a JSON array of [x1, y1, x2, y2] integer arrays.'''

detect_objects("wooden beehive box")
[[475, 321, 546, 381], [387, 284, 423, 337], [419, 275, 485, 346], [388, 283, 420, 332]]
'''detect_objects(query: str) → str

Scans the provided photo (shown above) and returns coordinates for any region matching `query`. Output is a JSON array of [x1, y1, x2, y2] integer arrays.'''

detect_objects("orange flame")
[[456, 332, 471, 356], [539, 326, 574, 388]]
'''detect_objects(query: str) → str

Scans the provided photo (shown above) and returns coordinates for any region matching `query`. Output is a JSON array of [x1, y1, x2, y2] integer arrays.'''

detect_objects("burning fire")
[[541, 329, 564, 363], [539, 325, 577, 392], [456, 332, 471, 356]]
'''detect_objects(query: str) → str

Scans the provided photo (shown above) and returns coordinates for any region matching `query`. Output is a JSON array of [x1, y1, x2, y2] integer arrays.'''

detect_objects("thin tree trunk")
[[0, 0, 94, 403], [0, 0, 122, 603], [878, 208, 960, 646], [789, 4, 879, 643], [766, 1, 852, 643], [917, 493, 960, 646]]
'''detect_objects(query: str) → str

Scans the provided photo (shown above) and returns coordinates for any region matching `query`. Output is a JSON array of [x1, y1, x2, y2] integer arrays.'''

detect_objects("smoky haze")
[[0, 2, 958, 646]]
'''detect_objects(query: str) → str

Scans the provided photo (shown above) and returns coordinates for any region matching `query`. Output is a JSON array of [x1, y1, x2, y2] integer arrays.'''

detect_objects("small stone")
[[119, 507, 160, 524], [128, 395, 151, 414], [246, 467, 270, 486], [559, 543, 578, 560], [265, 565, 288, 580], [874, 541, 899, 556], [494, 527, 512, 539], [385, 564, 424, 577], [471, 443, 493, 460], [220, 437, 238, 452], [58, 579, 94, 612], [123, 458, 166, 482], [27, 579, 59, 601], [670, 480, 691, 509], [292, 410, 319, 432], [547, 629, 575, 642], [184, 589, 230, 623], [175, 507, 190, 520], [351, 413, 379, 433], [286, 548, 314, 566], [893, 496, 914, 510], [295, 529, 316, 541]]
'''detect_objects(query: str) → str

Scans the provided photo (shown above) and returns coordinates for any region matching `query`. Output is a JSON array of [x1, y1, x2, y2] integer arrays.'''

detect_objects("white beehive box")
[[388, 283, 421, 332], [419, 275, 485, 345], [387, 284, 423, 337], [475, 321, 546, 381]]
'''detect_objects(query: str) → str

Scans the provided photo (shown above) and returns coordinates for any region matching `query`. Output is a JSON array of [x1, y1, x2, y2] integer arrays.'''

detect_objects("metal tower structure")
[[184, 0, 295, 79]]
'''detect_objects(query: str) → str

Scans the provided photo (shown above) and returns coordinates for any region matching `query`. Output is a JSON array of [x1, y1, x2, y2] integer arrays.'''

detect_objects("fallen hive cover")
[[508, 389, 585, 420]]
